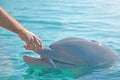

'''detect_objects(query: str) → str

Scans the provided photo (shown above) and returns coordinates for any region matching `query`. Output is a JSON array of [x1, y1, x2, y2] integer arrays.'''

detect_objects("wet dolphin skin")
[[23, 37, 117, 68]]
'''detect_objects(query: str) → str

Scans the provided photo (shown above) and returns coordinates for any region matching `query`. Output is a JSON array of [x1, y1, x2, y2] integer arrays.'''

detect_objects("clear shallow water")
[[0, 0, 120, 80]]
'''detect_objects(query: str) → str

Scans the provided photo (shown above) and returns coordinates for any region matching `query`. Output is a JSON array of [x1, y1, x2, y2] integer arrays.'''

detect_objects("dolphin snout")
[[23, 55, 53, 67]]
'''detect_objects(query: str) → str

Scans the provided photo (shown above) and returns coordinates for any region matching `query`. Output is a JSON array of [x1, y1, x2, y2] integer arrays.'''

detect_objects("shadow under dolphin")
[[23, 37, 117, 69]]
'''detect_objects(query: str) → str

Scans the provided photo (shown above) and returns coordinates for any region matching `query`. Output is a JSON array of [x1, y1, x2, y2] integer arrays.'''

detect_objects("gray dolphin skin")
[[23, 37, 117, 68]]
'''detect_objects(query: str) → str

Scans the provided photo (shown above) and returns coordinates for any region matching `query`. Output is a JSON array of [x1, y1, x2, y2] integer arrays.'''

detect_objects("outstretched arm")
[[0, 7, 42, 52]]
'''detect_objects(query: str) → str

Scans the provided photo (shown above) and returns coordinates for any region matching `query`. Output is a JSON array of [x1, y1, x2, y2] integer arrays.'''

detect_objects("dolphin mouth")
[[53, 60, 77, 68], [23, 55, 50, 66], [23, 55, 56, 68], [23, 55, 76, 68]]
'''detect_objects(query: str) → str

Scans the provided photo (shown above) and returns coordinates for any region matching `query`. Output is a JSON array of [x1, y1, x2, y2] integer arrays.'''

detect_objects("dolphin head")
[[23, 37, 117, 69], [23, 46, 78, 68]]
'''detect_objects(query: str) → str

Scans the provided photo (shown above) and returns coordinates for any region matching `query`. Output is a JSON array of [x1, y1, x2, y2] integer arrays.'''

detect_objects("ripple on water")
[[0, 0, 120, 80], [0, 53, 14, 80]]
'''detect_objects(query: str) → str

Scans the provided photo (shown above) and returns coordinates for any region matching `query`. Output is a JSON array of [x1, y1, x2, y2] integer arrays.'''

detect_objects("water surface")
[[0, 0, 120, 80]]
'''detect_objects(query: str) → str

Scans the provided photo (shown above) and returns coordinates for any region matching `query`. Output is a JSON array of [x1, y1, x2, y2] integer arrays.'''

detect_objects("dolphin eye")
[[91, 40, 97, 42]]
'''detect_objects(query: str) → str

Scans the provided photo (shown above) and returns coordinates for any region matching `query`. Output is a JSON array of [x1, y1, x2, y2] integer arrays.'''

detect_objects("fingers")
[[32, 36, 42, 52], [33, 36, 42, 51], [24, 43, 32, 50], [19, 30, 42, 52], [24, 35, 42, 53]]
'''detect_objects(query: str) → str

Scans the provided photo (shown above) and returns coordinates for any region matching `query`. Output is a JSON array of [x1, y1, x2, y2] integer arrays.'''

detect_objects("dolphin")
[[23, 37, 117, 68]]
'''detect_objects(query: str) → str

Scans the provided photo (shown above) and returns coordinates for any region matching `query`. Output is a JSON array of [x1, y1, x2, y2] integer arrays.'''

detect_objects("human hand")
[[0, 7, 42, 52], [18, 30, 42, 52]]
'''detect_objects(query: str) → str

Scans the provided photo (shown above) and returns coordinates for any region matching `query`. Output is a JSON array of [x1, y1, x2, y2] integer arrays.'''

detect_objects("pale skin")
[[0, 7, 42, 52]]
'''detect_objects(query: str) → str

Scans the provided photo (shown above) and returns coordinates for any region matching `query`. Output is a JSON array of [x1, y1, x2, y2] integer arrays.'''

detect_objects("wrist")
[[17, 28, 28, 36]]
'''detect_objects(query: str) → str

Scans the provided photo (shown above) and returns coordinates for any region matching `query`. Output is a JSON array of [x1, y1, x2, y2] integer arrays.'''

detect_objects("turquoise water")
[[0, 0, 120, 80]]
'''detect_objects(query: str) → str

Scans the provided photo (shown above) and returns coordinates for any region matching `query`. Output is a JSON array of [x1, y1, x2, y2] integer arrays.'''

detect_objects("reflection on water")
[[23, 66, 94, 80], [23, 66, 73, 80], [0, 54, 13, 80]]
